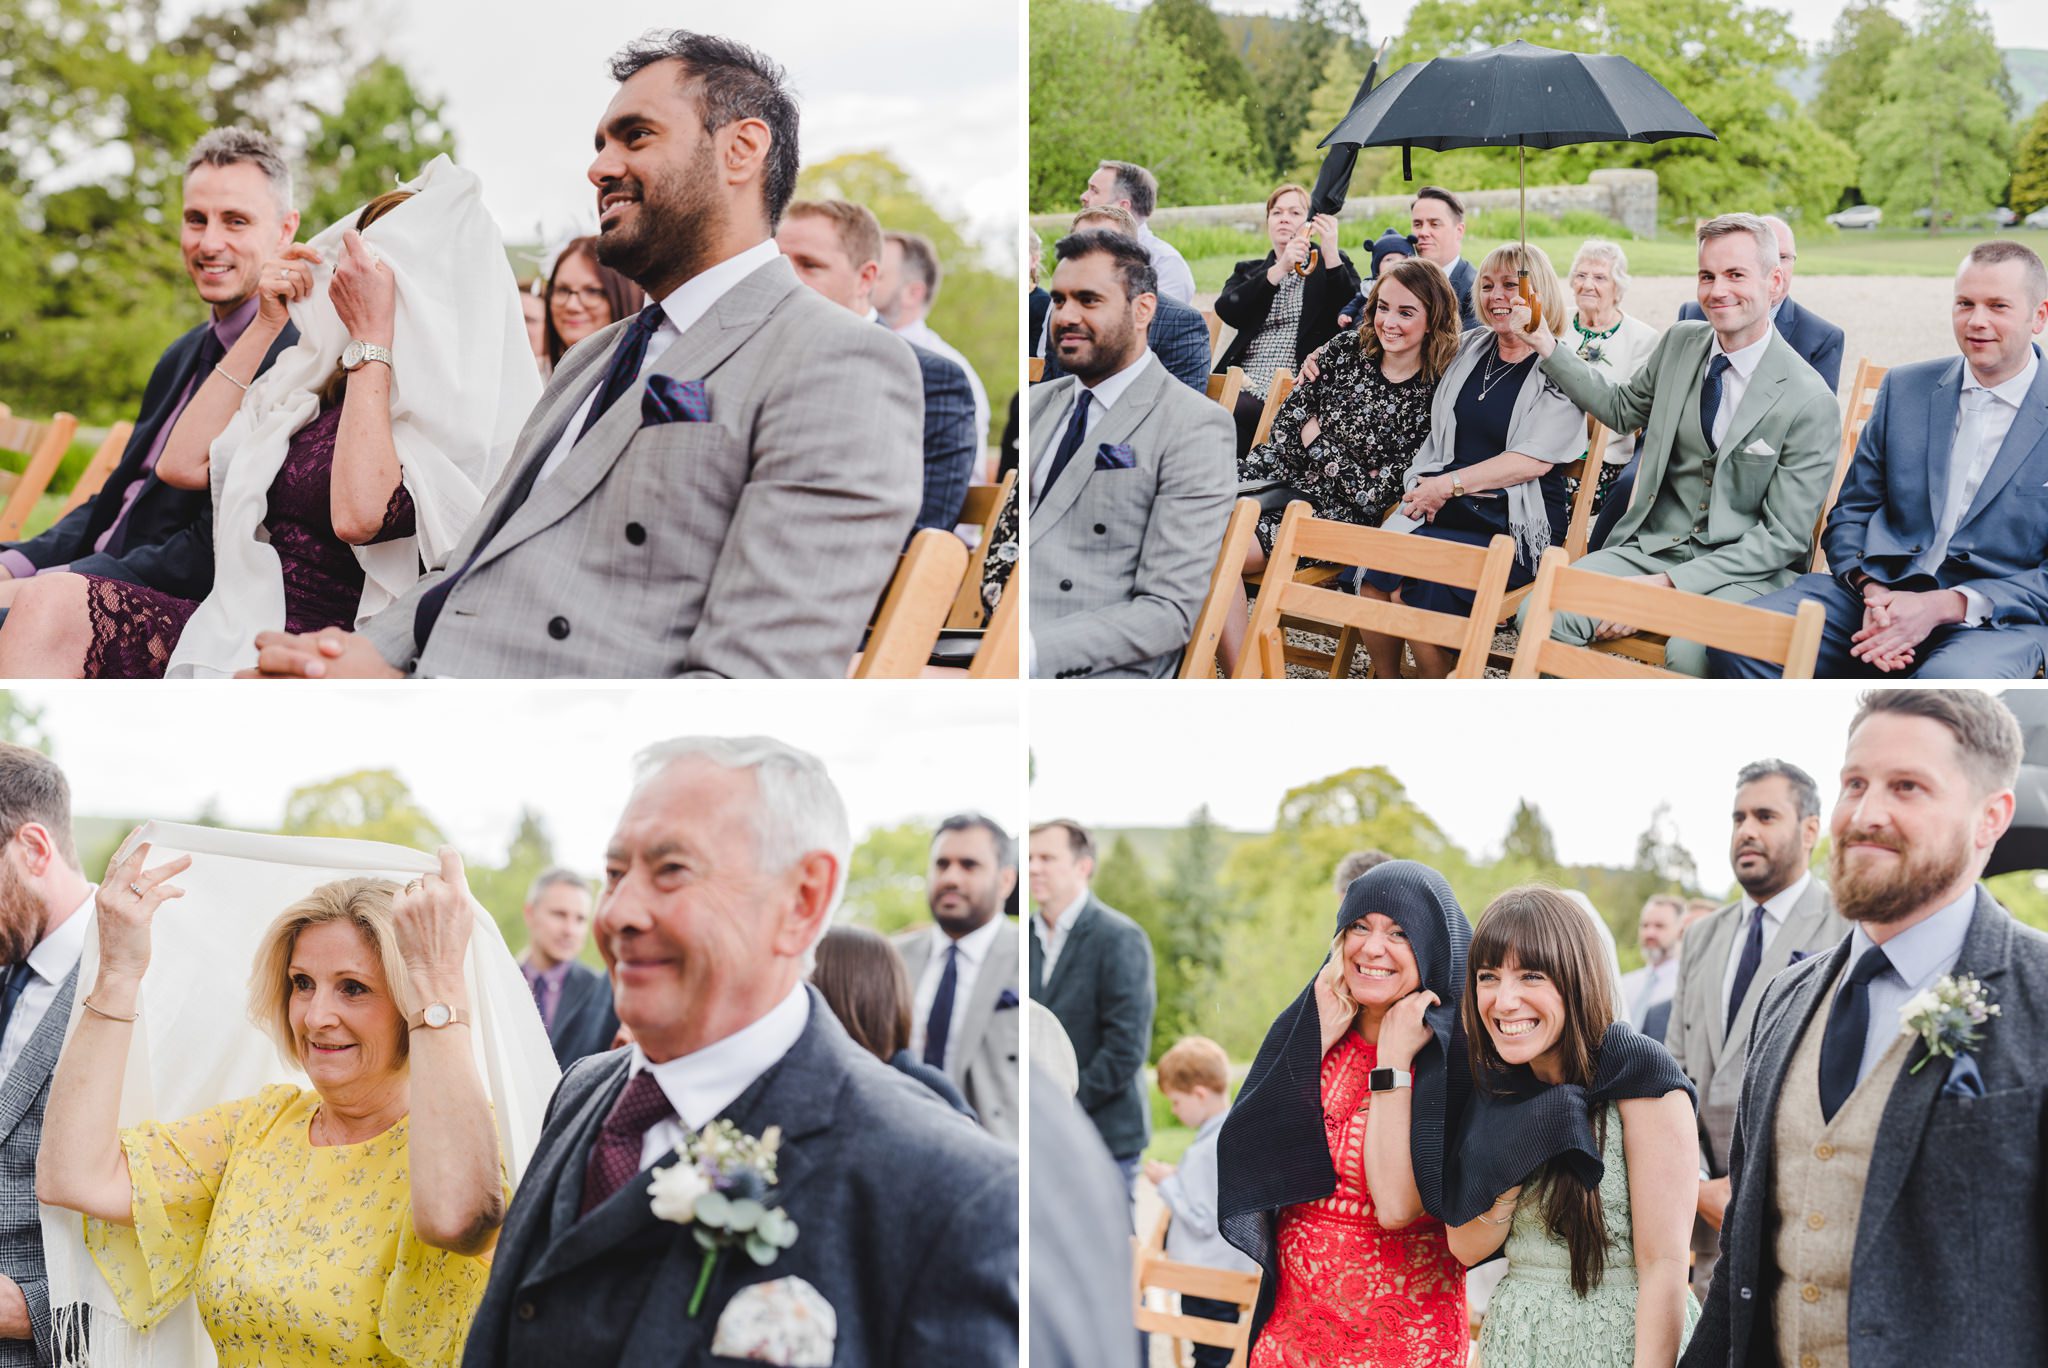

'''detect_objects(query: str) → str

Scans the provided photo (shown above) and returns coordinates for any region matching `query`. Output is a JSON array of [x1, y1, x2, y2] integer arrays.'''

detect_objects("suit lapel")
[[1029, 361, 1167, 544], [1957, 352, 2048, 529], [1714, 336, 1792, 462], [1043, 898, 1102, 1000], [521, 1050, 633, 1282], [0, 963, 76, 1146], [1923, 361, 1964, 530], [547, 970, 595, 1054], [1732, 937, 1847, 1234], [1854, 893, 2012, 1269], [949, 921, 1018, 1088], [1720, 880, 1835, 1068], [1699, 905, 1742, 1074]]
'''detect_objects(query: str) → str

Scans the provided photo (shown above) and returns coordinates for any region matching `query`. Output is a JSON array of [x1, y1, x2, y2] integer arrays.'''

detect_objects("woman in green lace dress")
[[1447, 888, 1699, 1368]]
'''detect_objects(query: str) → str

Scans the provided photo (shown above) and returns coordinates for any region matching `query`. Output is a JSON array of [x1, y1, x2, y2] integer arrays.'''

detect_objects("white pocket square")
[[710, 1276, 837, 1366], [1742, 439, 1776, 456]]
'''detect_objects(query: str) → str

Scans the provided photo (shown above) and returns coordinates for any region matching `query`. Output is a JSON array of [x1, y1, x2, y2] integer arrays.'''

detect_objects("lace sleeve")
[[370, 478, 418, 545]]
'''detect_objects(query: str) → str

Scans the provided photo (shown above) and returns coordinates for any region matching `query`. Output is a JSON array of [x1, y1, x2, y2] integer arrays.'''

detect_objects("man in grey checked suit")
[[1031, 229, 1234, 679], [0, 744, 96, 1365], [1683, 690, 2048, 1368], [1038, 207, 1212, 393], [249, 31, 922, 680], [1664, 758, 1844, 1301], [894, 814, 1021, 1143]]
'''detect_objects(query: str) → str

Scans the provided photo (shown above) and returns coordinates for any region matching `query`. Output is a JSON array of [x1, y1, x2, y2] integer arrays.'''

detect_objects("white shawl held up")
[[41, 822, 563, 1368], [166, 155, 541, 678]]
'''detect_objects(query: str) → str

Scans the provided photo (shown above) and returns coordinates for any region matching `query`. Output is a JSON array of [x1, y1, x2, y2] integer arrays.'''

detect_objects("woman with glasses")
[[543, 236, 645, 369]]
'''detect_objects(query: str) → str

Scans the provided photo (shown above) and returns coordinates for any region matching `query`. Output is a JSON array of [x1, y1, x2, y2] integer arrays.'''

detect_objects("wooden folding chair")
[[1511, 547, 1827, 679], [1179, 498, 1263, 678], [1810, 358, 1886, 574], [966, 565, 1019, 679], [852, 529, 970, 678], [57, 421, 134, 518], [1133, 1210, 1259, 1368], [1206, 367, 1245, 413], [1027, 356, 1045, 383], [1482, 420, 1612, 665], [1238, 502, 1517, 679], [1200, 309, 1224, 363], [0, 410, 80, 541], [947, 472, 1017, 628], [1250, 370, 1294, 449]]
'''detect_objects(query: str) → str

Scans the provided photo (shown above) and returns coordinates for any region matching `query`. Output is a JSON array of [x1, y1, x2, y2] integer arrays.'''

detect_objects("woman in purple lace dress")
[[0, 191, 420, 678]]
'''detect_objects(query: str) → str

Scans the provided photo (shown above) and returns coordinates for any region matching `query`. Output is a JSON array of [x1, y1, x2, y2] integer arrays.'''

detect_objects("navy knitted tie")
[[1699, 353, 1732, 452], [923, 943, 960, 1069], [1033, 390, 1093, 504], [1817, 945, 1892, 1123], [1724, 902, 1767, 1038]]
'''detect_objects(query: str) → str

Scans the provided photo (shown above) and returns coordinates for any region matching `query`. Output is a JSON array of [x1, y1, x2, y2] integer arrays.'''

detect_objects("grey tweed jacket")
[[1028, 359, 1234, 679], [360, 254, 924, 678], [893, 919, 1021, 1144], [0, 964, 75, 1366], [1680, 890, 2048, 1368]]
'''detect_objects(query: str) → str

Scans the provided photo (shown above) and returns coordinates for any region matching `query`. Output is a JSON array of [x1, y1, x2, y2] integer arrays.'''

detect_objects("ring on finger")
[[128, 882, 143, 896]]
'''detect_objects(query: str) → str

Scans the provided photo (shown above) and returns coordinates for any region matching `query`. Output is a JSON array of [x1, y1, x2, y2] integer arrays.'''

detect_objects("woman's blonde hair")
[[247, 877, 414, 1071], [1476, 241, 1569, 335]]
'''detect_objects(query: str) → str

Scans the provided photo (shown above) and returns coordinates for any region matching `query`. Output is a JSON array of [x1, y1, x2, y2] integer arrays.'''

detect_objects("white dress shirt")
[[1929, 349, 2040, 622], [908, 914, 1003, 1065], [1031, 889, 1092, 983], [629, 982, 811, 1170], [1031, 349, 1155, 500], [1, 887, 92, 1076], [1703, 327, 1773, 448], [1839, 884, 1976, 1088], [895, 318, 991, 457], [1619, 955, 1679, 1025], [533, 237, 783, 485], [1721, 870, 1812, 1029], [1137, 222, 1197, 305]]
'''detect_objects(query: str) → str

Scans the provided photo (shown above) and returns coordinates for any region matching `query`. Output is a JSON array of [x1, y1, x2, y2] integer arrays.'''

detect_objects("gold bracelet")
[[213, 361, 252, 392], [83, 995, 139, 1023]]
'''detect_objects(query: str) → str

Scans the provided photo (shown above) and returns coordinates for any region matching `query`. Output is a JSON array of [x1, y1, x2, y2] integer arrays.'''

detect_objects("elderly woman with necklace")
[[1563, 240, 1660, 516]]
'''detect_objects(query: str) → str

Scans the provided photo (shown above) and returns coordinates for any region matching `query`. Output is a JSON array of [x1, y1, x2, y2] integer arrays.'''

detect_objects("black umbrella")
[[1291, 39, 1392, 278], [1989, 689, 2048, 876], [1316, 39, 1715, 324]]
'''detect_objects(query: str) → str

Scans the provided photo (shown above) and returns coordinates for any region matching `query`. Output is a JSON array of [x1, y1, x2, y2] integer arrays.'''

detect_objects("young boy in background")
[[1144, 1035, 1258, 1366]]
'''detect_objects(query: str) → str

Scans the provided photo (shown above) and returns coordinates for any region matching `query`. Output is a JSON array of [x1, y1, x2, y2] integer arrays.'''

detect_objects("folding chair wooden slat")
[[1133, 1210, 1258, 1368], [1510, 547, 1827, 679], [1178, 498, 1263, 679], [0, 411, 80, 541], [1206, 366, 1245, 413], [1201, 309, 1224, 364], [947, 471, 1017, 628], [1811, 357, 1885, 574], [1027, 356, 1044, 383], [966, 564, 1019, 678], [1250, 370, 1294, 449], [852, 529, 969, 678], [58, 421, 133, 519]]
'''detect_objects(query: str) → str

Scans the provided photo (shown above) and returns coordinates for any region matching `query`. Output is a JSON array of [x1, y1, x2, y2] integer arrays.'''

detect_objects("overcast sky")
[[17, 685, 1022, 873], [156, 0, 1020, 251], [1223, 0, 2048, 50], [1027, 685, 2028, 893]]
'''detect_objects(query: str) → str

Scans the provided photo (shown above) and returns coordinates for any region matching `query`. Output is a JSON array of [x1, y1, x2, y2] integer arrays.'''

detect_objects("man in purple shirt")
[[0, 129, 301, 610], [517, 867, 619, 1067]]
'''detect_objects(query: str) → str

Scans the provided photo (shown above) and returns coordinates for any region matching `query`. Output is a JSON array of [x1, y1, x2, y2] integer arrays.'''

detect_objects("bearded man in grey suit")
[[463, 737, 1016, 1368], [1682, 690, 2048, 1368], [0, 744, 97, 1366], [894, 813, 1021, 1143], [1031, 229, 1234, 679], [1665, 758, 1845, 1300], [248, 30, 922, 680]]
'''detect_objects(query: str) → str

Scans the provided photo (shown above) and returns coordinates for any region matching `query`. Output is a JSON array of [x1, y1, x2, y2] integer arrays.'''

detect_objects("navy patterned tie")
[[1033, 390, 1093, 504], [923, 943, 959, 1069], [1724, 902, 1767, 1038], [1817, 945, 1892, 1122], [1699, 353, 1732, 452]]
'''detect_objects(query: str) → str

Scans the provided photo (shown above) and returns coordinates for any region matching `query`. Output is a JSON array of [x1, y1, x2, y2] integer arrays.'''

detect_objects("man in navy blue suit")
[[1710, 240, 2048, 679], [1037, 207, 1211, 392], [778, 199, 977, 533], [0, 128, 301, 610], [1677, 216, 1843, 393]]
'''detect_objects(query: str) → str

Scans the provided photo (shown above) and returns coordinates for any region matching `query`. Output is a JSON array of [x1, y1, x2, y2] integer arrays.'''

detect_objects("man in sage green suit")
[[1514, 213, 1841, 675]]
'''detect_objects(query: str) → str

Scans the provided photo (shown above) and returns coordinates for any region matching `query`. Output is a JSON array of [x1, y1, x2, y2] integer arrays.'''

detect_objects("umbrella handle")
[[1518, 269, 1541, 335], [1293, 243, 1319, 278]]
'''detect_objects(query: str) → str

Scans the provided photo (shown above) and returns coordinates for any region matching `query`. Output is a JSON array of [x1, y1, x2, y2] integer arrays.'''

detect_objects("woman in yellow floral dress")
[[38, 843, 507, 1367]]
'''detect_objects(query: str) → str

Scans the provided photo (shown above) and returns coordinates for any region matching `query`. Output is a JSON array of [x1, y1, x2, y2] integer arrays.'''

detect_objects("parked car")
[[1992, 206, 2017, 226], [1826, 204, 1883, 229], [2025, 207, 2048, 229]]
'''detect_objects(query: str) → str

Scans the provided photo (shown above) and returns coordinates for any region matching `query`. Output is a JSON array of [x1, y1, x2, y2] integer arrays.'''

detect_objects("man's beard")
[[1056, 310, 1139, 384], [1732, 837, 1802, 900], [595, 141, 723, 294], [0, 860, 47, 966], [928, 887, 997, 938], [1829, 826, 1971, 925]]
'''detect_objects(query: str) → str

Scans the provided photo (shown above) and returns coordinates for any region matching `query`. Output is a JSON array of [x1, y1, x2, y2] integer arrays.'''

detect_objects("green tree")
[[1093, 834, 1171, 1051], [466, 807, 562, 953], [840, 820, 934, 934], [1859, 0, 2015, 233], [1811, 1, 1912, 148], [1148, 805, 1237, 1058], [1141, 0, 1265, 170], [1031, 0, 1262, 212], [1502, 799, 1559, 868], [2007, 92, 2048, 216], [300, 58, 457, 231], [280, 768, 445, 849], [0, 694, 49, 749], [1382, 0, 1855, 226]]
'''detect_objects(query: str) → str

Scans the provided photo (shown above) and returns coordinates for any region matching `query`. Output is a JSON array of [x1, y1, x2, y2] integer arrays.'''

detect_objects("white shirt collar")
[[1709, 325, 1772, 380], [654, 237, 781, 341], [1847, 883, 1977, 988], [1034, 888, 1090, 939], [1742, 869, 1812, 926], [1079, 347, 1153, 404], [930, 913, 1002, 968], [1962, 348, 2039, 407], [629, 982, 810, 1131], [28, 887, 94, 986]]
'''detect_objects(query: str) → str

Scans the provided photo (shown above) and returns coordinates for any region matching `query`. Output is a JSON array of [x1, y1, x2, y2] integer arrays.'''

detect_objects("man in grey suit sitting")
[[1683, 689, 2048, 1368], [1038, 207, 1212, 393], [462, 736, 1017, 1368], [0, 744, 97, 1366], [516, 868, 620, 1069], [1031, 230, 1234, 679], [1664, 758, 1844, 1302], [894, 813, 1021, 1143], [249, 30, 924, 680]]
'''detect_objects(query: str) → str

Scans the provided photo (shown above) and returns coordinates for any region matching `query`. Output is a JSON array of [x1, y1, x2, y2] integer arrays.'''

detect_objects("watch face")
[[424, 1002, 452, 1028], [341, 340, 365, 370]]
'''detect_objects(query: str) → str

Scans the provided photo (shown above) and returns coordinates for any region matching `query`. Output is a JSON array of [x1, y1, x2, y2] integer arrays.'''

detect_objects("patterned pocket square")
[[642, 374, 711, 425], [1940, 1050, 1986, 1099], [710, 1276, 837, 1366], [995, 988, 1020, 1011], [1094, 442, 1136, 471], [1787, 949, 1810, 965]]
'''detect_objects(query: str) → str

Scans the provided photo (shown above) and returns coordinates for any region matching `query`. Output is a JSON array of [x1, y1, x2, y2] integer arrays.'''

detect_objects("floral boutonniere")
[[648, 1119, 801, 1314], [1898, 974, 2000, 1074]]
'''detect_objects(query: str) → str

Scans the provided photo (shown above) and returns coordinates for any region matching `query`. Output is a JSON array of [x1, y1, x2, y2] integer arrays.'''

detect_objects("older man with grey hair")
[[1515, 211, 1840, 675], [1082, 159, 1196, 304], [463, 735, 1017, 1368], [1678, 214, 1844, 392]]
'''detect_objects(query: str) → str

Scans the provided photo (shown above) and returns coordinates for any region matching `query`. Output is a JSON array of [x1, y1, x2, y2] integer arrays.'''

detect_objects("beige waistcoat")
[[1768, 968, 1913, 1368]]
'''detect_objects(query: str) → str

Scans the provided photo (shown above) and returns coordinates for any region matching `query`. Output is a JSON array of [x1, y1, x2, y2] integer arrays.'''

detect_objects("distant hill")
[[1094, 825, 1259, 880]]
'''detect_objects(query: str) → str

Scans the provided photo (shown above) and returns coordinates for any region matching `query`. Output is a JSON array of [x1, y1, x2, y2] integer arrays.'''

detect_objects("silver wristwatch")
[[340, 339, 394, 372]]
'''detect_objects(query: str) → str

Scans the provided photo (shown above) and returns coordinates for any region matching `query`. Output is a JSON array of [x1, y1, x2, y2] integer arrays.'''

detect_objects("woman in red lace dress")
[[1219, 860, 1475, 1367]]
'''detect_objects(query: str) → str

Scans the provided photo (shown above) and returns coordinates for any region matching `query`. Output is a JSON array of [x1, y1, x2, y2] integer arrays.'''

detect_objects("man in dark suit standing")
[[1027, 819, 1155, 1198], [1677, 216, 1843, 393], [464, 736, 1016, 1368], [517, 867, 619, 1069], [0, 128, 300, 611], [1682, 690, 2048, 1368], [1038, 207, 1211, 392]]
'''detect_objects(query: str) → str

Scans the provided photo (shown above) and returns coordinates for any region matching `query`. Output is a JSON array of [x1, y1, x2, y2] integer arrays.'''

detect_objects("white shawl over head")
[[166, 155, 541, 678], [41, 822, 563, 1368]]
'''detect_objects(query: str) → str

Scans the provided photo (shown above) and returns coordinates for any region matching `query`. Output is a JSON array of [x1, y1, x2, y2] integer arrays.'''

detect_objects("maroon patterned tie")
[[580, 1070, 677, 1216]]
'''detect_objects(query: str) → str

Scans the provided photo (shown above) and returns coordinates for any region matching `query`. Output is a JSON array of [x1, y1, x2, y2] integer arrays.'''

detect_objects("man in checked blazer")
[[1031, 229, 1234, 679], [1682, 689, 2048, 1368], [0, 744, 97, 1365], [249, 31, 922, 680], [1664, 758, 1845, 1300]]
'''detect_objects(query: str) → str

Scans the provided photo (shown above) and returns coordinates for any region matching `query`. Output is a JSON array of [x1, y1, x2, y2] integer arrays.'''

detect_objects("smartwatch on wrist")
[[1368, 1067, 1413, 1093]]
